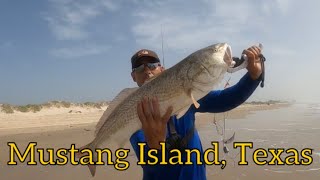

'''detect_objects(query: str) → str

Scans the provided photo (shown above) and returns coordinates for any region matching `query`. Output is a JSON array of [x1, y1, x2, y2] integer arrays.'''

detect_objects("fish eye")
[[214, 49, 218, 52]]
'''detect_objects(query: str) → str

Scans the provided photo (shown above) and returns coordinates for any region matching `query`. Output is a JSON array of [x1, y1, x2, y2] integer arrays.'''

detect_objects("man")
[[129, 45, 263, 180]]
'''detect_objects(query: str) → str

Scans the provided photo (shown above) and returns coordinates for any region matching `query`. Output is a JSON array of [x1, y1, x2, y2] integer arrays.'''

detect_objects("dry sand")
[[0, 105, 108, 136], [0, 103, 291, 180]]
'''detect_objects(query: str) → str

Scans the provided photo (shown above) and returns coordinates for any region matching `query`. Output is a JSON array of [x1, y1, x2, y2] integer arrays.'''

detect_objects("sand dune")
[[0, 105, 108, 135]]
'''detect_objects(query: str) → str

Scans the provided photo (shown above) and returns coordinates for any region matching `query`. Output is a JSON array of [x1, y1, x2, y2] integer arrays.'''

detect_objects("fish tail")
[[75, 143, 97, 177]]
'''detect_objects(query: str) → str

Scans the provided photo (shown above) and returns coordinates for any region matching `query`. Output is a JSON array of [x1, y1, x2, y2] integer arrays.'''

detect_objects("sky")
[[0, 0, 319, 105]]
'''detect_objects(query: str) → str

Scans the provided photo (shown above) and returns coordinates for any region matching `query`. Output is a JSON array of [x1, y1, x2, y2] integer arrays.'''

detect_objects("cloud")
[[130, 0, 293, 54], [129, 0, 320, 103], [45, 18, 89, 40], [45, 0, 119, 40], [50, 44, 110, 58], [275, 0, 290, 14]]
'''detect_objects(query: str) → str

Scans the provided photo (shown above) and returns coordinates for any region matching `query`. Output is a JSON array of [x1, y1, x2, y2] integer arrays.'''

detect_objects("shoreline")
[[0, 102, 292, 137]]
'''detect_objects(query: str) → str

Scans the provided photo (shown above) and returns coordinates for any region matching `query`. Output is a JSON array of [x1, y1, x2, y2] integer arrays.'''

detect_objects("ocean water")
[[198, 103, 320, 179]]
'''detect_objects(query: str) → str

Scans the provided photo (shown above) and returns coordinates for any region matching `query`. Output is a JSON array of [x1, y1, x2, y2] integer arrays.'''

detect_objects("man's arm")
[[130, 130, 166, 173], [195, 72, 262, 113], [129, 97, 173, 173], [194, 44, 264, 113]]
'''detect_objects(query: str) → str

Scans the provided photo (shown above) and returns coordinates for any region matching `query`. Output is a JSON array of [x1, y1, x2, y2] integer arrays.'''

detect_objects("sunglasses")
[[132, 62, 161, 73]]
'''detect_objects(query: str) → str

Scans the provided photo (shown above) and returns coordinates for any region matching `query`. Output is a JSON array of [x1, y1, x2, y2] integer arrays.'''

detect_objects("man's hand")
[[242, 45, 263, 80], [137, 96, 173, 149]]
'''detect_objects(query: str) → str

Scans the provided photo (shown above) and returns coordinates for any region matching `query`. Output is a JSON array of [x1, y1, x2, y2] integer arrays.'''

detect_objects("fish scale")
[[75, 42, 237, 177]]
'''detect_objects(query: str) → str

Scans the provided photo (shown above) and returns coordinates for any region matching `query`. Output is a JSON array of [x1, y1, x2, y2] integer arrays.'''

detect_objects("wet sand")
[[199, 103, 320, 180], [1, 103, 319, 180]]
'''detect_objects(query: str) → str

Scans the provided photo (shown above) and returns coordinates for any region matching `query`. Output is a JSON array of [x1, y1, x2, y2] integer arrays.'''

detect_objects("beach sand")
[[2, 102, 318, 180]]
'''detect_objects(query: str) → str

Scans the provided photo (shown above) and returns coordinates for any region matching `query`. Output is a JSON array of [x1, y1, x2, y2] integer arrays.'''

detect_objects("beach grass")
[[1, 104, 14, 114], [15, 104, 42, 113], [0, 99, 287, 114], [0, 101, 109, 114]]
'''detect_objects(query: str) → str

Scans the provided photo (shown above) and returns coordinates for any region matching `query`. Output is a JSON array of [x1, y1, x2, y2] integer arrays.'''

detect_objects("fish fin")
[[176, 106, 190, 119], [75, 143, 97, 177], [189, 91, 200, 109], [94, 87, 139, 136]]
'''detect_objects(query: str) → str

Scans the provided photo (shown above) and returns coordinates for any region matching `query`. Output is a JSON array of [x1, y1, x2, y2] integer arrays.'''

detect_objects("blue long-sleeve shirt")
[[130, 72, 262, 180]]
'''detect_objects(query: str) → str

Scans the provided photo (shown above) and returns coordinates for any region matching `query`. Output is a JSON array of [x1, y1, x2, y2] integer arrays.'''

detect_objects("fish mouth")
[[223, 45, 233, 67]]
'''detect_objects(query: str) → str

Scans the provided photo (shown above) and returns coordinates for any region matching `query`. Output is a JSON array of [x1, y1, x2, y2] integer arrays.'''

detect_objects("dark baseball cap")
[[131, 49, 160, 69]]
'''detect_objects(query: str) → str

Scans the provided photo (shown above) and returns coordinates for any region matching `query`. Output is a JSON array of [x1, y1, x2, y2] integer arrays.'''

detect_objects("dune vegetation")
[[0, 101, 109, 114]]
